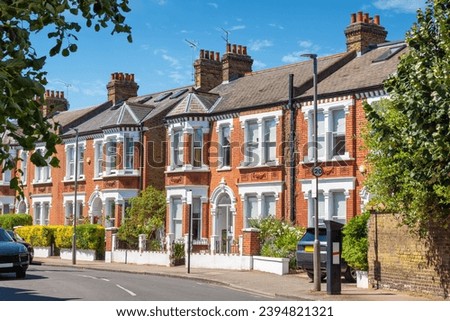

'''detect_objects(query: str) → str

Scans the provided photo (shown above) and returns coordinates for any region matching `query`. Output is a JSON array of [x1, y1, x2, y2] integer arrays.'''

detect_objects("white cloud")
[[282, 52, 303, 64], [373, 0, 426, 13], [208, 2, 218, 9], [162, 54, 181, 68], [269, 23, 284, 30], [281, 40, 321, 62], [153, 0, 167, 5], [230, 25, 246, 31], [252, 60, 267, 70], [154, 49, 181, 69], [249, 39, 273, 51], [298, 40, 313, 48]]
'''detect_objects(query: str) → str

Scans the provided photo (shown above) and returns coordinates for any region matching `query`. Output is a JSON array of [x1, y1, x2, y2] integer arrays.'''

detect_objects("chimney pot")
[[215, 52, 220, 61], [374, 15, 380, 25], [357, 11, 363, 22], [51, 90, 55, 97], [243, 46, 247, 55], [226, 43, 231, 53], [210, 51, 215, 60], [200, 49, 204, 58], [232, 44, 237, 53], [238, 45, 242, 54], [60, 91, 64, 99], [363, 13, 369, 23], [351, 13, 356, 24]]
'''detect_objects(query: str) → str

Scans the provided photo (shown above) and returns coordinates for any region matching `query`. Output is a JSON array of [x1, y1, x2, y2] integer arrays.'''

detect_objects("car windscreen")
[[300, 229, 327, 242], [0, 228, 14, 242]]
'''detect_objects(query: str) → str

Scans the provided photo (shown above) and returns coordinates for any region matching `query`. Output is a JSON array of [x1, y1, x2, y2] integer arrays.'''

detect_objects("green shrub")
[[342, 212, 370, 271], [54, 226, 73, 249], [0, 213, 32, 230], [250, 217, 305, 269], [15, 225, 53, 247], [76, 224, 105, 253], [54, 224, 105, 254]]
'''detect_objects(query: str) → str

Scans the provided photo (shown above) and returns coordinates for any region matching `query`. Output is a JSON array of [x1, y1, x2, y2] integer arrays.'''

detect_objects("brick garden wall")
[[368, 213, 450, 298]]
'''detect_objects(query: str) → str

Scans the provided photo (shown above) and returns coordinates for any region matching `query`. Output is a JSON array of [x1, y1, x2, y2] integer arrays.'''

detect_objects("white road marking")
[[116, 284, 137, 297], [79, 274, 98, 280]]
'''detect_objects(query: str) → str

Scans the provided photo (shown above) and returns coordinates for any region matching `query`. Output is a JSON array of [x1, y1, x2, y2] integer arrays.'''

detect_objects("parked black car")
[[296, 227, 355, 282], [7, 230, 34, 264], [0, 227, 29, 278]]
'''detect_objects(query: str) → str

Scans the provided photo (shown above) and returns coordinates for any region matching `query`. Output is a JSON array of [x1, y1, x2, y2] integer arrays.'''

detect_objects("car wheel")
[[344, 267, 356, 283], [16, 270, 26, 279], [307, 271, 326, 281]]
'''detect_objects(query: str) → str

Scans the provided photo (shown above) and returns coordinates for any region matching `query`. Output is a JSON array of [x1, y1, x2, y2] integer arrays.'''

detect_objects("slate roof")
[[55, 40, 407, 135], [166, 91, 220, 117], [208, 52, 355, 114], [300, 42, 407, 99]]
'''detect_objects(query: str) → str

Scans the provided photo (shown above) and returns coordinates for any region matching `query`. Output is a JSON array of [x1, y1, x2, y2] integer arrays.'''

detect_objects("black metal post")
[[288, 74, 296, 223], [72, 128, 79, 265]]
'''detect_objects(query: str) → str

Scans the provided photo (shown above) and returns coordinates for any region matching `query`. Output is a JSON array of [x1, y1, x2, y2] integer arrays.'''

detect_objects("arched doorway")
[[210, 179, 237, 254], [90, 197, 103, 224], [17, 200, 27, 214], [216, 194, 233, 253]]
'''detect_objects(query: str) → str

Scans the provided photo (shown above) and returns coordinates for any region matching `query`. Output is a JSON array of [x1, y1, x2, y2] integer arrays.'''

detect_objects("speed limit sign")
[[312, 166, 324, 177]]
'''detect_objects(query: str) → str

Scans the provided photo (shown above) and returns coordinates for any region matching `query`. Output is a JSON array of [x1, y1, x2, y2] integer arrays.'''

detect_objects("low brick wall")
[[368, 213, 449, 298]]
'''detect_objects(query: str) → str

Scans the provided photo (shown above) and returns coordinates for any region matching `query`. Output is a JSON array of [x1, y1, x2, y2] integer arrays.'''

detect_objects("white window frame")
[[20, 150, 28, 185], [219, 125, 231, 168], [301, 177, 354, 227], [105, 139, 117, 175], [94, 139, 103, 178], [65, 142, 85, 181], [192, 197, 202, 241], [172, 129, 184, 169], [238, 181, 282, 228], [244, 194, 259, 228], [33, 199, 51, 226], [303, 99, 352, 162], [124, 136, 134, 171], [240, 110, 281, 167], [171, 197, 183, 240], [33, 148, 52, 184], [192, 128, 203, 168], [216, 119, 234, 170]]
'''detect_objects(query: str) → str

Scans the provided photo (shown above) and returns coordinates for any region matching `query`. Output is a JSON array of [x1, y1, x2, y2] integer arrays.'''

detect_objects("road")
[[0, 264, 276, 301]]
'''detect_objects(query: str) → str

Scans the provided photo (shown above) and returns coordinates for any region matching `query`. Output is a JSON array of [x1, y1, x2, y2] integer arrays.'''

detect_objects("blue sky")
[[33, 0, 426, 110]]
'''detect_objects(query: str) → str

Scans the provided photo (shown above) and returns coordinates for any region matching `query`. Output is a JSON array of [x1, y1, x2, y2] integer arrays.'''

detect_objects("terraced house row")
[[2, 12, 406, 253]]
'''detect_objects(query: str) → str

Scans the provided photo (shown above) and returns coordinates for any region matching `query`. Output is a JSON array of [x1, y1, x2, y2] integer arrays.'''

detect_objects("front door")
[[216, 194, 233, 253]]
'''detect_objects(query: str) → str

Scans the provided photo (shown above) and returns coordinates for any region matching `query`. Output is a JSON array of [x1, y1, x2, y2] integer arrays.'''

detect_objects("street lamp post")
[[302, 53, 321, 291], [72, 128, 79, 265], [186, 190, 192, 274]]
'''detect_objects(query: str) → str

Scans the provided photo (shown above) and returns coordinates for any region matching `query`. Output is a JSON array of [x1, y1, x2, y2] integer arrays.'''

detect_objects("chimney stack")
[[344, 12, 387, 53], [194, 49, 222, 91], [106, 72, 139, 104], [222, 43, 253, 82], [42, 90, 69, 117]]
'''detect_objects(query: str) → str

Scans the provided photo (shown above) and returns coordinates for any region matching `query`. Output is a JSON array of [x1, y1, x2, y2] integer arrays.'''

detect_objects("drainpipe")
[[139, 123, 145, 191], [288, 74, 296, 224]]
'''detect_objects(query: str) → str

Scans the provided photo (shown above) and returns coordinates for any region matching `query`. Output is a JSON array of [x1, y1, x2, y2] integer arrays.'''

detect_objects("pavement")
[[33, 257, 440, 301]]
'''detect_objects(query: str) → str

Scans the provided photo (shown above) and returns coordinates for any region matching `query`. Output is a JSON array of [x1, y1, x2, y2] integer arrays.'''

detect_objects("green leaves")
[[117, 187, 166, 244], [364, 0, 450, 235], [0, 0, 132, 194]]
